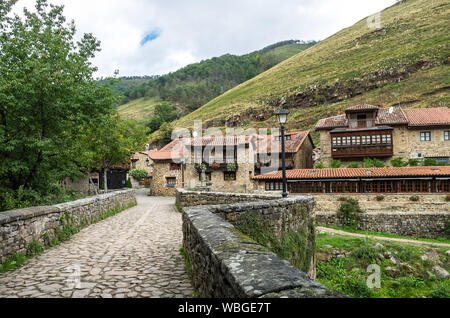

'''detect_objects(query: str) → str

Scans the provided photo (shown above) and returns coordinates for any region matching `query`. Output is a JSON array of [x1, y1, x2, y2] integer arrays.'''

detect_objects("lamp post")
[[277, 109, 289, 198], [181, 157, 186, 188]]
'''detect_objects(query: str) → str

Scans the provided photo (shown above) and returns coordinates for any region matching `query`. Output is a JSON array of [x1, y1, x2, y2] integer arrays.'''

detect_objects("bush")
[[423, 158, 438, 166], [126, 178, 132, 189], [337, 198, 364, 229], [330, 160, 342, 169], [364, 158, 385, 168], [391, 157, 408, 167], [408, 159, 420, 167], [130, 169, 148, 181], [347, 162, 361, 168], [409, 195, 420, 202], [315, 163, 325, 169], [432, 283, 450, 298], [376, 195, 385, 201]]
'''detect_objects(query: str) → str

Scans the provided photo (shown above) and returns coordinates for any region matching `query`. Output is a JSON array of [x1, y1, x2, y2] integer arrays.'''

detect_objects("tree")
[[0, 0, 114, 196]]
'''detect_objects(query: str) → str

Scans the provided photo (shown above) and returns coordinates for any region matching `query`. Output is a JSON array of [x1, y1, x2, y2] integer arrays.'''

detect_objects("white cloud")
[[13, 0, 397, 77]]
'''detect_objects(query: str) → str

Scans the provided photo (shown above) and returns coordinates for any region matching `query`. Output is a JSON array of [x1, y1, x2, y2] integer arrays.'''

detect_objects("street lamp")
[[181, 157, 186, 188], [277, 108, 289, 198]]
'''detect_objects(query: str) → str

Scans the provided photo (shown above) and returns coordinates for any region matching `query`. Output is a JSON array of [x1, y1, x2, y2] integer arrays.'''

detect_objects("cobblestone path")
[[0, 191, 194, 298]]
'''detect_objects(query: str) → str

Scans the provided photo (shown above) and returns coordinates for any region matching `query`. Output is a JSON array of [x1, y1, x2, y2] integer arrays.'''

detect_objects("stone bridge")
[[0, 190, 193, 298]]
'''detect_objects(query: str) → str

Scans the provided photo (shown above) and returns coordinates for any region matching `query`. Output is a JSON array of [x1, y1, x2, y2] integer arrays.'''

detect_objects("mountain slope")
[[168, 0, 449, 143], [117, 40, 316, 123]]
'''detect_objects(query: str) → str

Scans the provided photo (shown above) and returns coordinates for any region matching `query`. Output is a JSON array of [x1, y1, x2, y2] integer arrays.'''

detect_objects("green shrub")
[[130, 169, 149, 181], [330, 160, 342, 169], [364, 158, 385, 168], [26, 241, 44, 257], [391, 157, 408, 167], [337, 198, 364, 229], [432, 282, 450, 298], [423, 158, 438, 166], [126, 178, 132, 188], [315, 163, 325, 169], [353, 243, 378, 265], [408, 159, 420, 167], [347, 162, 361, 168]]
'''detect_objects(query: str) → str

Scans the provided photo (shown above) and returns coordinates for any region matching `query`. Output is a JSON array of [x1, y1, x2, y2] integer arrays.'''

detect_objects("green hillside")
[[117, 40, 315, 123], [167, 0, 449, 143]]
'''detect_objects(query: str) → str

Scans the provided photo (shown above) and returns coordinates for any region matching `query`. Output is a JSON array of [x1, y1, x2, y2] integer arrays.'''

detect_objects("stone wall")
[[314, 194, 449, 239], [150, 161, 183, 196], [314, 193, 449, 213], [316, 211, 449, 239], [176, 188, 280, 209], [180, 189, 342, 298], [0, 190, 136, 264]]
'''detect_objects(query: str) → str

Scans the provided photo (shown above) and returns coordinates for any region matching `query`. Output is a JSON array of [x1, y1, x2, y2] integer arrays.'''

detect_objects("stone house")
[[315, 105, 450, 167], [148, 131, 314, 196], [130, 151, 153, 188]]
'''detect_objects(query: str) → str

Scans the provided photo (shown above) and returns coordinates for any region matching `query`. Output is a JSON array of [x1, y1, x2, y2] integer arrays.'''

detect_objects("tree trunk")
[[103, 168, 108, 192], [88, 169, 98, 196]]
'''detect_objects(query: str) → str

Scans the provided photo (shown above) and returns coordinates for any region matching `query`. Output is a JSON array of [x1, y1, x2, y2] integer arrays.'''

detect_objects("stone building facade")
[[315, 105, 450, 167], [148, 132, 314, 196]]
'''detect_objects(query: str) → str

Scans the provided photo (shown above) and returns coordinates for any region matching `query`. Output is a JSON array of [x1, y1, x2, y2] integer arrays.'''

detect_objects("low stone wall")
[[176, 188, 280, 209], [180, 189, 341, 298], [0, 190, 136, 264], [316, 211, 450, 239], [313, 194, 450, 213]]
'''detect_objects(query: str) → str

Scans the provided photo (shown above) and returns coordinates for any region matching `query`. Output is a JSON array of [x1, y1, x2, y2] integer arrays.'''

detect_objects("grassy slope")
[[117, 97, 158, 122], [169, 0, 449, 141], [118, 42, 313, 122], [316, 233, 450, 298]]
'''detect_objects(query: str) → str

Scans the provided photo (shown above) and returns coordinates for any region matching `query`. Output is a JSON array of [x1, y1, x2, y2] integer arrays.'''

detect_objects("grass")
[[0, 202, 137, 273], [316, 233, 450, 298], [321, 225, 450, 245], [117, 97, 158, 122], [160, 0, 449, 139]]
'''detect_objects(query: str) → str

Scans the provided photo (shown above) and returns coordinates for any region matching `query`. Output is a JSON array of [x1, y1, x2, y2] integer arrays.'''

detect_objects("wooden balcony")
[[348, 119, 376, 129], [332, 145, 393, 159]]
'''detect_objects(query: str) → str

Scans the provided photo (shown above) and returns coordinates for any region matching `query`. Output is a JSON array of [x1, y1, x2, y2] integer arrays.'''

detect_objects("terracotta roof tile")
[[316, 107, 450, 130], [254, 167, 450, 180], [346, 104, 379, 112], [256, 131, 311, 154], [403, 107, 450, 127]]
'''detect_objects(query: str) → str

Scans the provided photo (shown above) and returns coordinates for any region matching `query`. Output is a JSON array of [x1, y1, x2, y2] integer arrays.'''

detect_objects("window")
[[166, 177, 177, 187], [132, 161, 137, 168], [445, 131, 450, 141], [420, 132, 431, 142], [199, 172, 212, 182], [224, 171, 236, 181]]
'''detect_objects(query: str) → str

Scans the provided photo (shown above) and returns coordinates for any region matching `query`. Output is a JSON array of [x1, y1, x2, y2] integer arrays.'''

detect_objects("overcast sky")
[[14, 0, 397, 78]]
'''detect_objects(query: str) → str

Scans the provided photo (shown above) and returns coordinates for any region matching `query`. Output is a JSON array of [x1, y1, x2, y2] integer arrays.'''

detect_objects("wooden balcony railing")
[[348, 119, 376, 129], [332, 145, 393, 159]]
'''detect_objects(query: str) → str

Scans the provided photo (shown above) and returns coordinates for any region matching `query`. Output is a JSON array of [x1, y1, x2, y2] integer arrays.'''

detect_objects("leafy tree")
[[0, 0, 116, 208]]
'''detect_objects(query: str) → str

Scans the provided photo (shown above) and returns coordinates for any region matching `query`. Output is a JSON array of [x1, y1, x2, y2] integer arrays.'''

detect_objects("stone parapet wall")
[[0, 190, 136, 264], [313, 194, 450, 213], [316, 211, 449, 239], [180, 189, 341, 298], [176, 188, 280, 209]]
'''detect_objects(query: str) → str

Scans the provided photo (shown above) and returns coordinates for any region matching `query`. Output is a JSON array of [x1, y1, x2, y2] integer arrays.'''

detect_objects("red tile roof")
[[253, 167, 450, 180], [316, 107, 450, 130], [345, 104, 380, 112], [403, 107, 450, 127], [255, 131, 312, 154]]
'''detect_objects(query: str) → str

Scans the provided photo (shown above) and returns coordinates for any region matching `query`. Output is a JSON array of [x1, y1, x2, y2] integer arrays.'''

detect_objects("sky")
[[14, 0, 397, 78]]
